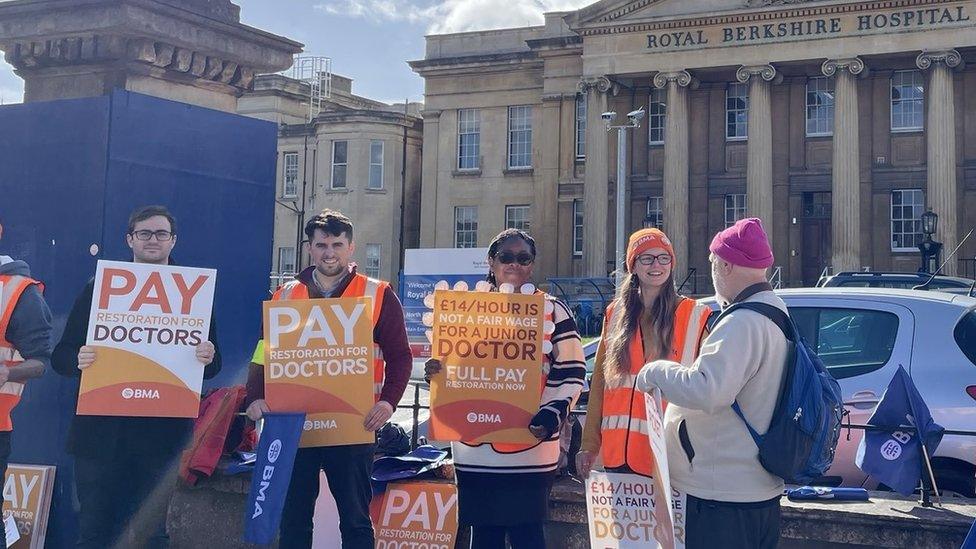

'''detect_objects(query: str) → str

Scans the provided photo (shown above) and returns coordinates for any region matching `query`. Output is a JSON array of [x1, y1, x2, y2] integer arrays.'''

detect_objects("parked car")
[[573, 288, 976, 497], [817, 271, 975, 295]]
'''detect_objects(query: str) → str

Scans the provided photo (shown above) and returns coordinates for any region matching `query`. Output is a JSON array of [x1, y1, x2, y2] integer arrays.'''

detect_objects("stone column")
[[736, 64, 778, 236], [823, 58, 865, 272], [917, 50, 962, 275], [579, 76, 612, 277], [535, 94, 565, 281], [419, 109, 441, 247], [653, 70, 694, 284]]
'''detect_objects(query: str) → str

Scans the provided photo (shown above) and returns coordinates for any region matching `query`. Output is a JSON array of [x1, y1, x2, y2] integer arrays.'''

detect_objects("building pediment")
[[568, 0, 832, 30]]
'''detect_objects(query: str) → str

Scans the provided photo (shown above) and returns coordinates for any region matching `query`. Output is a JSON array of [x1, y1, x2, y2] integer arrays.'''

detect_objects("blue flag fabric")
[[244, 412, 306, 545], [855, 366, 944, 496], [962, 518, 976, 549]]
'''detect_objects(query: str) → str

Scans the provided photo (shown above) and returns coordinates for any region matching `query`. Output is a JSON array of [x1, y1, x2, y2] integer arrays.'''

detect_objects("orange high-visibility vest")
[[272, 273, 389, 400], [599, 297, 711, 476], [0, 274, 44, 432]]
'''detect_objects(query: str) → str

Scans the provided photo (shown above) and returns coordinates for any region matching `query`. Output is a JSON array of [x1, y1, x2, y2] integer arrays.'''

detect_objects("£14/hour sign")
[[263, 297, 375, 447], [79, 261, 216, 418]]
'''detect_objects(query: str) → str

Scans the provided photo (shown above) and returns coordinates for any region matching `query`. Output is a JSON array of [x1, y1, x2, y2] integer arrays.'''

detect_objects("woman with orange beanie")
[[576, 228, 712, 479]]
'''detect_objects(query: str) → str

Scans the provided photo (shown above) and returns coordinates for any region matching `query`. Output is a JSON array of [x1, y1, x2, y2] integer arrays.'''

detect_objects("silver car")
[[577, 288, 976, 496]]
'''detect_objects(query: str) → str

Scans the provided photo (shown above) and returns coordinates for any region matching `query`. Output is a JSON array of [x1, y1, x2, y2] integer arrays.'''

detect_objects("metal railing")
[[269, 271, 296, 293], [769, 266, 783, 290], [959, 259, 976, 279], [815, 265, 834, 287], [677, 267, 698, 295]]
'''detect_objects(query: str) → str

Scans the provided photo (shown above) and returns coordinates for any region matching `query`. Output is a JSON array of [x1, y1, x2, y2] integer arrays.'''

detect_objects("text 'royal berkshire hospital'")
[[408, 0, 976, 290]]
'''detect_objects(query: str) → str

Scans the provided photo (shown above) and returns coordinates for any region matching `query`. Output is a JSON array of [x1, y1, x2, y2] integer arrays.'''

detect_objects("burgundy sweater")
[[245, 266, 413, 408]]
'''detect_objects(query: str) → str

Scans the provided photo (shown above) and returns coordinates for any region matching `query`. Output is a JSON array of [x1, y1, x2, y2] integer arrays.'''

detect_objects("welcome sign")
[[79, 261, 215, 418]]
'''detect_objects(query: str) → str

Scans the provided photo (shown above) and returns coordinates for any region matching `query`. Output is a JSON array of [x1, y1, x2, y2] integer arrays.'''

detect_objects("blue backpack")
[[717, 301, 844, 484]]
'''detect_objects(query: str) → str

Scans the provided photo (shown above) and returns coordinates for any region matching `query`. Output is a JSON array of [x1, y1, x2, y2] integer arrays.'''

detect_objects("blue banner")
[[244, 412, 306, 545], [855, 366, 944, 496]]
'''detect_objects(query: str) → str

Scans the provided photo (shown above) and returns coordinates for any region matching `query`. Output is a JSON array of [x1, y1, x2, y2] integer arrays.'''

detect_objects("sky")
[[0, 0, 595, 105]]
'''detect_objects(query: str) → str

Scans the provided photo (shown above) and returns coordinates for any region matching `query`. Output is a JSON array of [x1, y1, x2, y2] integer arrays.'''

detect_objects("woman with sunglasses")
[[575, 228, 712, 480], [425, 229, 586, 549]]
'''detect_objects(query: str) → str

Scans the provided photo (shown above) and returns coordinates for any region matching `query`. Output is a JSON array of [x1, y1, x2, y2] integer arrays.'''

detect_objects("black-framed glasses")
[[131, 230, 174, 242], [496, 251, 535, 266], [636, 253, 672, 266]]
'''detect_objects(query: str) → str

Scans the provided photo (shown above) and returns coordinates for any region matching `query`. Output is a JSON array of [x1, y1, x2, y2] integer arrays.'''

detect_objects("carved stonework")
[[916, 49, 962, 71], [577, 75, 612, 94], [3, 34, 258, 91], [822, 57, 865, 77], [736, 64, 778, 83], [652, 70, 695, 89], [745, 0, 816, 7]]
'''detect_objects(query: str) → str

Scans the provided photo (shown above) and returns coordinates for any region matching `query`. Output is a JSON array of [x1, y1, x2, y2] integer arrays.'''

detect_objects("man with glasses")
[[52, 205, 221, 548]]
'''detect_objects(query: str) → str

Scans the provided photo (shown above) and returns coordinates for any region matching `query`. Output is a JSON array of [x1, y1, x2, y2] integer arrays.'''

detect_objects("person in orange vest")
[[244, 209, 412, 549], [0, 219, 52, 545], [424, 229, 586, 549], [576, 228, 712, 479]]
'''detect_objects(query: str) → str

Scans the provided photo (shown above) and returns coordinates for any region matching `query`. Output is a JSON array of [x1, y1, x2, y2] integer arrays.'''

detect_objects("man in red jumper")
[[245, 209, 411, 549]]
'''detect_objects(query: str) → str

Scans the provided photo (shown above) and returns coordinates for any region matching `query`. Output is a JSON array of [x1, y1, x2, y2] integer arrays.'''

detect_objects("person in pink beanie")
[[635, 217, 789, 549]]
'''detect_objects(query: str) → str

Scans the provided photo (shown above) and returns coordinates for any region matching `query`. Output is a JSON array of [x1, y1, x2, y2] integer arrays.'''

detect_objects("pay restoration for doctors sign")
[[78, 261, 216, 418], [429, 289, 545, 444], [263, 297, 375, 447]]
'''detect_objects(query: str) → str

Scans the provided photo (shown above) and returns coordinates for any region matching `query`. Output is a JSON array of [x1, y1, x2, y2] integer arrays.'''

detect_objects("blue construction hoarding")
[[0, 90, 277, 546]]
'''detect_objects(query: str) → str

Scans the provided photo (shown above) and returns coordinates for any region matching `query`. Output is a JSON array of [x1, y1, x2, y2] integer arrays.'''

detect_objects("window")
[[508, 105, 533, 169], [573, 199, 584, 256], [724, 194, 747, 228], [891, 70, 924, 132], [954, 311, 976, 367], [277, 247, 296, 273], [364, 244, 381, 279], [646, 196, 664, 229], [890, 189, 925, 251], [457, 109, 480, 170], [331, 141, 347, 189], [648, 89, 666, 145], [806, 77, 834, 137], [505, 205, 530, 231], [575, 94, 587, 160], [368, 140, 384, 190], [726, 83, 749, 140], [455, 206, 478, 248], [282, 152, 299, 198], [790, 307, 899, 380]]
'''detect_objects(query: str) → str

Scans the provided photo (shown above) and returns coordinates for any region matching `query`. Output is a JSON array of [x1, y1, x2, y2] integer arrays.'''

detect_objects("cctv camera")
[[601, 111, 616, 122], [627, 107, 645, 121]]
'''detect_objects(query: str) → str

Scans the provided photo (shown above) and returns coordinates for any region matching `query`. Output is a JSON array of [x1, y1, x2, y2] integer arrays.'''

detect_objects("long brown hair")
[[603, 271, 679, 381]]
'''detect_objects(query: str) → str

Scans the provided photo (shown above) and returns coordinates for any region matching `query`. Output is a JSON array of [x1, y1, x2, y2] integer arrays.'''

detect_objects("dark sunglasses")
[[496, 251, 535, 266], [635, 253, 672, 266]]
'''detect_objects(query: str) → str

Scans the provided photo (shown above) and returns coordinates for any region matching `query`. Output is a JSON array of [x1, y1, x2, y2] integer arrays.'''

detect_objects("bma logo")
[[466, 412, 501, 424], [267, 439, 282, 464], [121, 387, 160, 400], [880, 430, 912, 461], [252, 439, 284, 519], [304, 420, 338, 430]]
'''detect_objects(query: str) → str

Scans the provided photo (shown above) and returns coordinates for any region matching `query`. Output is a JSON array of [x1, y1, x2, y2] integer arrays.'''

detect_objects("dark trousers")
[[0, 432, 10, 543], [279, 443, 375, 549], [74, 448, 178, 549], [469, 523, 545, 549], [685, 494, 781, 549]]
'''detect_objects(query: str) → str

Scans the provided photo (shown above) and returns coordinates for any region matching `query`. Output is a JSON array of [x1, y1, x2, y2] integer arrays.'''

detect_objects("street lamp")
[[918, 209, 942, 274], [606, 107, 645, 284], [643, 214, 656, 229]]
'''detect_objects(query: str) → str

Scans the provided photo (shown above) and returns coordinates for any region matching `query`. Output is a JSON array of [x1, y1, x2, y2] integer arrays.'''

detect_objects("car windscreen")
[[954, 310, 976, 367]]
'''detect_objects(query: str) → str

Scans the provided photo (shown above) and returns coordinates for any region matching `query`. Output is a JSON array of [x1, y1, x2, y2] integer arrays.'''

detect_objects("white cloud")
[[0, 62, 23, 105], [315, 0, 594, 33]]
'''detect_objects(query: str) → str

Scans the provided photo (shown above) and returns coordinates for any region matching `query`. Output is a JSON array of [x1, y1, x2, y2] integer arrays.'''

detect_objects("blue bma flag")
[[855, 366, 944, 496], [244, 412, 306, 545]]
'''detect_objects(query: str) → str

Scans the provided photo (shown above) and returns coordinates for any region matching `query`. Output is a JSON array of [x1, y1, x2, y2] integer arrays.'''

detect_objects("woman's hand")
[[575, 450, 598, 479], [423, 358, 442, 383]]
